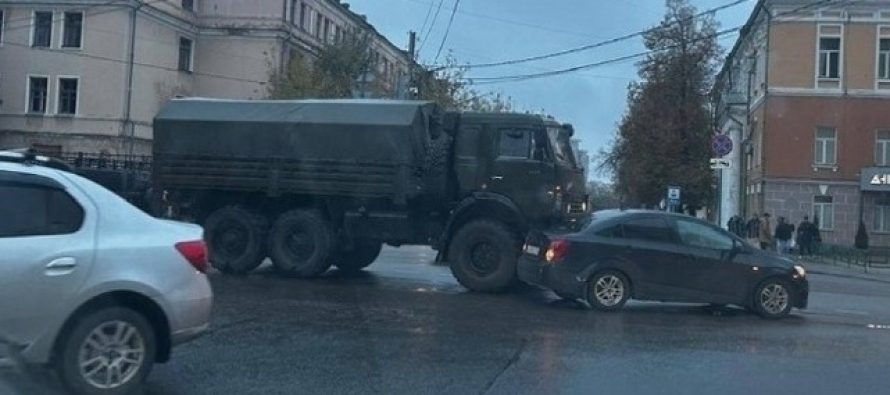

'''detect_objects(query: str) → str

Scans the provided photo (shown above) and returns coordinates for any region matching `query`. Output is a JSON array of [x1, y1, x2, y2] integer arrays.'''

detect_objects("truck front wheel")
[[204, 206, 268, 274], [268, 209, 334, 278], [448, 220, 519, 293], [331, 242, 383, 273]]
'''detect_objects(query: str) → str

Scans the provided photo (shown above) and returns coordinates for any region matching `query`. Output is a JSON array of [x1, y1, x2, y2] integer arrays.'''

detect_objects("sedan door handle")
[[45, 257, 77, 276]]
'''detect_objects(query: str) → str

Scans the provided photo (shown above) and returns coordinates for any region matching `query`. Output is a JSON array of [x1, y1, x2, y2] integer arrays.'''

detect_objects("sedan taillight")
[[545, 239, 570, 263], [175, 240, 208, 273]]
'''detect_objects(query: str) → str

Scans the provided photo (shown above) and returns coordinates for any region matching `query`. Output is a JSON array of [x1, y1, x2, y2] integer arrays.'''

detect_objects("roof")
[[593, 209, 699, 220], [715, 0, 766, 89], [155, 98, 436, 126], [460, 112, 549, 125]]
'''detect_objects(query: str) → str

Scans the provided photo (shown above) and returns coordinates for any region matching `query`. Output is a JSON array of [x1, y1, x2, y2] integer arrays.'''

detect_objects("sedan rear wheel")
[[56, 307, 156, 395], [586, 270, 630, 311], [752, 278, 793, 319]]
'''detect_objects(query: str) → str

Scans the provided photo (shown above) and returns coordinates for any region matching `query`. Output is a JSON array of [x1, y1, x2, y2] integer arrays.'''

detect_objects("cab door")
[[486, 127, 554, 220]]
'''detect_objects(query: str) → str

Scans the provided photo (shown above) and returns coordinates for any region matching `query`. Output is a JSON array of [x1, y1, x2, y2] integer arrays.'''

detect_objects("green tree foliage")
[[600, 0, 719, 209], [587, 181, 622, 211], [269, 32, 388, 99]]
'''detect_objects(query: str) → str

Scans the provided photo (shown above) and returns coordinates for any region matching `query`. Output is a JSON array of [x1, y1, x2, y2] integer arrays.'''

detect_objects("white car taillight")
[[175, 240, 208, 273]]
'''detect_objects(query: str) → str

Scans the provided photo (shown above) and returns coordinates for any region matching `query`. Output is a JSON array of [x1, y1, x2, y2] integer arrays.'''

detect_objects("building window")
[[178, 37, 193, 72], [300, 4, 308, 29], [290, 0, 299, 24], [877, 130, 890, 166], [32, 11, 52, 48], [0, 10, 5, 45], [323, 18, 331, 42], [880, 38, 890, 81], [818, 37, 840, 79], [315, 12, 323, 38], [814, 127, 837, 166], [875, 199, 890, 232], [813, 195, 834, 231], [57, 77, 78, 115], [27, 76, 48, 114], [182, 0, 194, 12], [62, 12, 83, 48]]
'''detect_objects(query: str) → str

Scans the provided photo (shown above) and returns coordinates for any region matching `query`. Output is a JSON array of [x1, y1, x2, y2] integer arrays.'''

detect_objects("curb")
[[809, 269, 890, 284]]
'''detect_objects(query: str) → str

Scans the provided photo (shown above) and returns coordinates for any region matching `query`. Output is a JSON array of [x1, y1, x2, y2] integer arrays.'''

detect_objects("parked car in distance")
[[519, 210, 808, 319], [0, 150, 212, 395]]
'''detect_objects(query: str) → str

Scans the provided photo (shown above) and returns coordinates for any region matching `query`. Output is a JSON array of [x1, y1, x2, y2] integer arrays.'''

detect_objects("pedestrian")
[[797, 216, 814, 256], [746, 214, 760, 246], [759, 213, 773, 250], [813, 215, 823, 254], [774, 217, 793, 255], [727, 216, 738, 235]]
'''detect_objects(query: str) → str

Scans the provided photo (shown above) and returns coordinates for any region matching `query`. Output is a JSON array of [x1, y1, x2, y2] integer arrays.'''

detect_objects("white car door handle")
[[490, 176, 504, 180], [45, 257, 77, 276]]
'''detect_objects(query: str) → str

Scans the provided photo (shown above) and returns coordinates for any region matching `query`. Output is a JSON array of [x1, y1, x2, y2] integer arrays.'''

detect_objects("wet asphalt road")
[[3, 246, 890, 395]]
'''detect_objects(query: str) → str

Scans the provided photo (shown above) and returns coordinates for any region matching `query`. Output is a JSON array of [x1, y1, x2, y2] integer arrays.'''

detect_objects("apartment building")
[[0, 0, 411, 156], [714, 0, 890, 246]]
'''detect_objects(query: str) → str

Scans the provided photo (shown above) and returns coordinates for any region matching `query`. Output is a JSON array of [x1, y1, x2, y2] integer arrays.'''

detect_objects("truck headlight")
[[793, 264, 806, 278], [582, 202, 588, 212]]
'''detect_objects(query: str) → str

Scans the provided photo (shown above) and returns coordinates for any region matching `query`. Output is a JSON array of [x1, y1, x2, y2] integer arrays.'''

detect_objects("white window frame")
[[0, 9, 6, 47], [815, 24, 843, 85], [813, 196, 835, 231], [30, 10, 54, 48], [878, 25, 890, 88], [55, 75, 80, 116], [877, 130, 890, 165], [178, 36, 194, 72], [874, 202, 890, 233], [25, 74, 50, 115], [181, 0, 196, 12], [814, 127, 837, 166], [60, 11, 84, 50]]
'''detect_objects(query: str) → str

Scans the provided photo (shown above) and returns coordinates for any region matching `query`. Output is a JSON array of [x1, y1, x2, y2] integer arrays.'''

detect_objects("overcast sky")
[[347, 0, 756, 180]]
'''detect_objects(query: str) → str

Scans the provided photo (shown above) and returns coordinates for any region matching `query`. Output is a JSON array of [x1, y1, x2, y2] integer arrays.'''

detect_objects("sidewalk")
[[798, 259, 890, 284]]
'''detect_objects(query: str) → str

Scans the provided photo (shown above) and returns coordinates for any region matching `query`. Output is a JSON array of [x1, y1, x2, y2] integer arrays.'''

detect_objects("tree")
[[414, 54, 514, 112], [269, 32, 388, 99], [855, 221, 869, 250], [587, 181, 621, 211], [600, 0, 720, 210]]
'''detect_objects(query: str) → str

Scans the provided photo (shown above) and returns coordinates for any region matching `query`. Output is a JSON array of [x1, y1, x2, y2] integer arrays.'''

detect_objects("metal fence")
[[60, 152, 152, 172], [807, 244, 890, 273]]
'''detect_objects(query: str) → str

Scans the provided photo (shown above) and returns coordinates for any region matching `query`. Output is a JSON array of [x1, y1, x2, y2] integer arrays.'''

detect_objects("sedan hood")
[[749, 248, 796, 268]]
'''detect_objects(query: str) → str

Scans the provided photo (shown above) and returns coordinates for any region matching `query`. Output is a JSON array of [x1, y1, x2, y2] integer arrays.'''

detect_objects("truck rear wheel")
[[268, 209, 333, 278], [448, 220, 519, 293], [204, 206, 268, 274], [331, 242, 383, 273]]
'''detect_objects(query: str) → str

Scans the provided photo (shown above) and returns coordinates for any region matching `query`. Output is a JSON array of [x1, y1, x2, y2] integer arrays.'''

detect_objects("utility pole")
[[407, 31, 418, 99]]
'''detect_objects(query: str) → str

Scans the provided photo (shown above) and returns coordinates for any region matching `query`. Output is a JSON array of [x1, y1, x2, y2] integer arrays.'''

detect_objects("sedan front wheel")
[[752, 278, 793, 319]]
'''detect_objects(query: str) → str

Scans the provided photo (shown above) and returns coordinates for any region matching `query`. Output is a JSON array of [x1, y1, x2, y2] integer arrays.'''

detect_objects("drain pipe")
[[124, 0, 148, 160]]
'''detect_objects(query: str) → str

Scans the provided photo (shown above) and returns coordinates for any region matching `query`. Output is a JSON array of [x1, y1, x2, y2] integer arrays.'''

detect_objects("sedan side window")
[[675, 219, 734, 250], [0, 183, 84, 237], [621, 218, 674, 243]]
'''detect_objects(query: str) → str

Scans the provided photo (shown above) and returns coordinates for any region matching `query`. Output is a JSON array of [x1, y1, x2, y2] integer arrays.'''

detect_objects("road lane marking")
[[866, 324, 890, 329]]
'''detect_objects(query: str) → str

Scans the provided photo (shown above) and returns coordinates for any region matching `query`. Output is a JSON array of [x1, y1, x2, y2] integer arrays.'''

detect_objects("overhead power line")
[[417, 0, 446, 56], [433, 0, 751, 70], [465, 26, 743, 85], [460, 0, 841, 85], [432, 0, 461, 64], [416, 0, 436, 39]]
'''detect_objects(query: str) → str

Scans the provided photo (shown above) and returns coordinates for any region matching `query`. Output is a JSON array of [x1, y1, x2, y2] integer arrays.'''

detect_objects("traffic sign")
[[667, 186, 681, 203], [712, 134, 733, 157], [709, 158, 732, 169]]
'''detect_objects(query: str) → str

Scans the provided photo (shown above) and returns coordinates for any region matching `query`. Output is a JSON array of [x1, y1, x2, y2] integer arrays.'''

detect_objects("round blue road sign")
[[712, 134, 733, 157]]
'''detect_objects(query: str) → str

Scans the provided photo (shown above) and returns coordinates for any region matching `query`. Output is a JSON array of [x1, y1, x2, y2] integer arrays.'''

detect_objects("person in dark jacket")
[[746, 214, 760, 244], [797, 216, 814, 256], [774, 217, 793, 255]]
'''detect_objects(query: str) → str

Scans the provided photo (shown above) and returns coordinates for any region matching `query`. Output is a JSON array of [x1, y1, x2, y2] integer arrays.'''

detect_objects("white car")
[[0, 151, 212, 395]]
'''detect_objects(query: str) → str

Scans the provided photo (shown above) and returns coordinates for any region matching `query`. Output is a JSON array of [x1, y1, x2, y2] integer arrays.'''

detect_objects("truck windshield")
[[547, 127, 577, 168]]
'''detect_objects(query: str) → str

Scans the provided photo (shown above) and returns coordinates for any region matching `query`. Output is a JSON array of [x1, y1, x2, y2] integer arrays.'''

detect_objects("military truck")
[[153, 98, 587, 292]]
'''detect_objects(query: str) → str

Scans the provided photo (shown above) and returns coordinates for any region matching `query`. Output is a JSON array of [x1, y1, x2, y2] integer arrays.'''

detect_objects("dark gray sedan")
[[518, 210, 808, 319]]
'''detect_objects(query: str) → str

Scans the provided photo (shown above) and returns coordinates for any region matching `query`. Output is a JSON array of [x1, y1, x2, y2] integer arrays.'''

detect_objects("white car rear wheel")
[[57, 307, 156, 395]]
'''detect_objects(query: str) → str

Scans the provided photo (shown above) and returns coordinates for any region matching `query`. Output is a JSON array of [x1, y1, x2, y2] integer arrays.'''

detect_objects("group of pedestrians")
[[726, 213, 821, 256]]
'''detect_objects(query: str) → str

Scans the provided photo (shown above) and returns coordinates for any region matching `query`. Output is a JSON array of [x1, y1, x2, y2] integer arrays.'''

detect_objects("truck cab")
[[440, 112, 588, 292], [452, 113, 587, 227]]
